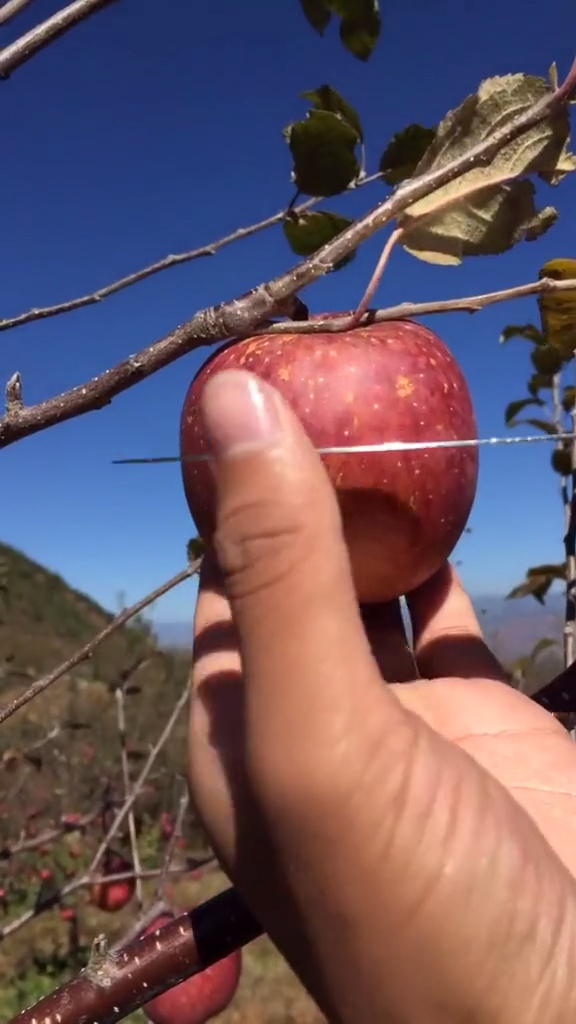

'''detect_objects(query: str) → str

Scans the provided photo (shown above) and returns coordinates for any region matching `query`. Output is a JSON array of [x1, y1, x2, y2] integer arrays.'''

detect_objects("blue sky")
[[1, 0, 575, 623]]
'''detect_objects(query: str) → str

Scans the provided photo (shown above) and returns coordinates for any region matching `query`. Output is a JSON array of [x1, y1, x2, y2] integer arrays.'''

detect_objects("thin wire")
[[112, 431, 576, 465]]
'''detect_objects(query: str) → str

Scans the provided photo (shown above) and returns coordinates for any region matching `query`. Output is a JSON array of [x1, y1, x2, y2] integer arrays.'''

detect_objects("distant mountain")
[[152, 592, 566, 662]]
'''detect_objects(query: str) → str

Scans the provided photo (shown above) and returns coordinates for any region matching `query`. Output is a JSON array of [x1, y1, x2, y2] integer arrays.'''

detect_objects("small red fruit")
[[39, 868, 52, 882], [59, 906, 76, 922], [180, 317, 478, 603], [141, 913, 242, 1024], [89, 850, 135, 913]]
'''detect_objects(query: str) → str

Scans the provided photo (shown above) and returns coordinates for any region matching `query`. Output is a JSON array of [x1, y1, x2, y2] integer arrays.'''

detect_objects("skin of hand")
[[187, 367, 576, 1024]]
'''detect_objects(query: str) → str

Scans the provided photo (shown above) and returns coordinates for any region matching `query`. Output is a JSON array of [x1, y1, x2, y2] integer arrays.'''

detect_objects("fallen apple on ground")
[[141, 911, 242, 1024], [180, 316, 478, 603]]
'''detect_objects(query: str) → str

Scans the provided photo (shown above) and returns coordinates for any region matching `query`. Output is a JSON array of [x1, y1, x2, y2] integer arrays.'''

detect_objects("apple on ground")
[[141, 912, 242, 1024], [180, 316, 478, 603]]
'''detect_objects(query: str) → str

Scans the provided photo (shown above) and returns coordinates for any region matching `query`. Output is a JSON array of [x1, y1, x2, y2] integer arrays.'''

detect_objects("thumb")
[[199, 368, 403, 792]]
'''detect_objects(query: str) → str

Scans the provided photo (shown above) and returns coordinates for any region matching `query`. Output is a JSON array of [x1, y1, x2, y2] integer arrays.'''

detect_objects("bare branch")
[[86, 680, 192, 878], [0, 0, 35, 27], [0, 561, 200, 726], [1, 56, 574, 450], [114, 664, 148, 908], [261, 275, 576, 335], [0, 0, 122, 79], [0, 174, 382, 334]]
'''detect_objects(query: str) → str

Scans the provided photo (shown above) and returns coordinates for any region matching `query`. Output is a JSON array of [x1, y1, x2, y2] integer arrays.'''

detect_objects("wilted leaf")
[[398, 73, 576, 265], [298, 0, 331, 33], [301, 84, 363, 141], [378, 123, 437, 186], [528, 371, 554, 396], [330, 0, 381, 61], [504, 397, 544, 425], [563, 386, 576, 412], [401, 180, 557, 265], [283, 210, 356, 270], [285, 109, 360, 196], [187, 537, 205, 562], [499, 323, 544, 345], [530, 344, 565, 375]]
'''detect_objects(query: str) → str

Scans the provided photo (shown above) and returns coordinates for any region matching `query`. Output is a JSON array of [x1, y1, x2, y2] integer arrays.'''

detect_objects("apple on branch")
[[180, 316, 478, 603]]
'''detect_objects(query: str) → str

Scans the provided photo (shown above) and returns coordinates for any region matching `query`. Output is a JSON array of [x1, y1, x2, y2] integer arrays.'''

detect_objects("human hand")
[[187, 368, 576, 1024]]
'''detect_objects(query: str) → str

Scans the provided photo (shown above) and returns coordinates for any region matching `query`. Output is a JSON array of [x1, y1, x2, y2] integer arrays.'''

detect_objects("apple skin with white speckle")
[[179, 316, 478, 603]]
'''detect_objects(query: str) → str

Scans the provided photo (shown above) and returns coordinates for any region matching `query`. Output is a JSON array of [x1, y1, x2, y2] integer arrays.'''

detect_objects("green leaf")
[[336, 0, 381, 62], [504, 397, 544, 425], [398, 73, 576, 265], [301, 84, 363, 141], [499, 323, 544, 345], [510, 417, 559, 435], [527, 371, 554, 396], [285, 109, 360, 196], [283, 210, 356, 269], [298, 0, 331, 33], [563, 386, 576, 412], [378, 123, 437, 186], [401, 180, 558, 265], [530, 344, 565, 375]]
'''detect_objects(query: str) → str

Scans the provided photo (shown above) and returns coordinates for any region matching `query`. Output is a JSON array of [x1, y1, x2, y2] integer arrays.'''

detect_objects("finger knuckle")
[[213, 494, 316, 601]]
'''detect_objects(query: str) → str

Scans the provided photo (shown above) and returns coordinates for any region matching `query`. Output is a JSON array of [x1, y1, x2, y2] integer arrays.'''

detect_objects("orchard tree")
[[1, 1, 576, 1022]]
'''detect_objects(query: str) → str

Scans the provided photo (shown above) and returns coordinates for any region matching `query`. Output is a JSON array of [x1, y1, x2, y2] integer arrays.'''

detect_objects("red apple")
[[180, 316, 478, 602], [141, 912, 242, 1024], [89, 850, 135, 913]]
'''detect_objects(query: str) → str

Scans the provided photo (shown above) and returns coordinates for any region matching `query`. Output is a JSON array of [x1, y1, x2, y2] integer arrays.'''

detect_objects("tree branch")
[[0, 0, 35, 27], [0, 561, 200, 726], [9, 887, 262, 1024], [1, 55, 575, 451], [0, 173, 383, 334], [260, 275, 576, 334], [0, 0, 122, 79]]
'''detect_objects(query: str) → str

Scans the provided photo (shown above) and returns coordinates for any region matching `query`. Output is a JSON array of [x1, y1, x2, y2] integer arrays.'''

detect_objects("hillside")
[[0, 541, 192, 842]]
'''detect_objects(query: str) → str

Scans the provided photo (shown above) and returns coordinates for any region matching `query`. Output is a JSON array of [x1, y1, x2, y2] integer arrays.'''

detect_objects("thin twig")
[[262, 276, 576, 334], [1, 56, 575, 450], [0, 174, 383, 335], [0, 809, 98, 858], [0, 0, 35, 27], [346, 225, 404, 328], [155, 787, 189, 900], [0, 858, 213, 940], [114, 665, 147, 908], [0, 0, 122, 79], [0, 562, 200, 726], [87, 680, 192, 879]]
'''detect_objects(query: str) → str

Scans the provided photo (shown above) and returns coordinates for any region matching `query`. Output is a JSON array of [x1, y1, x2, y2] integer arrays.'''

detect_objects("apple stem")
[[347, 227, 404, 330]]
